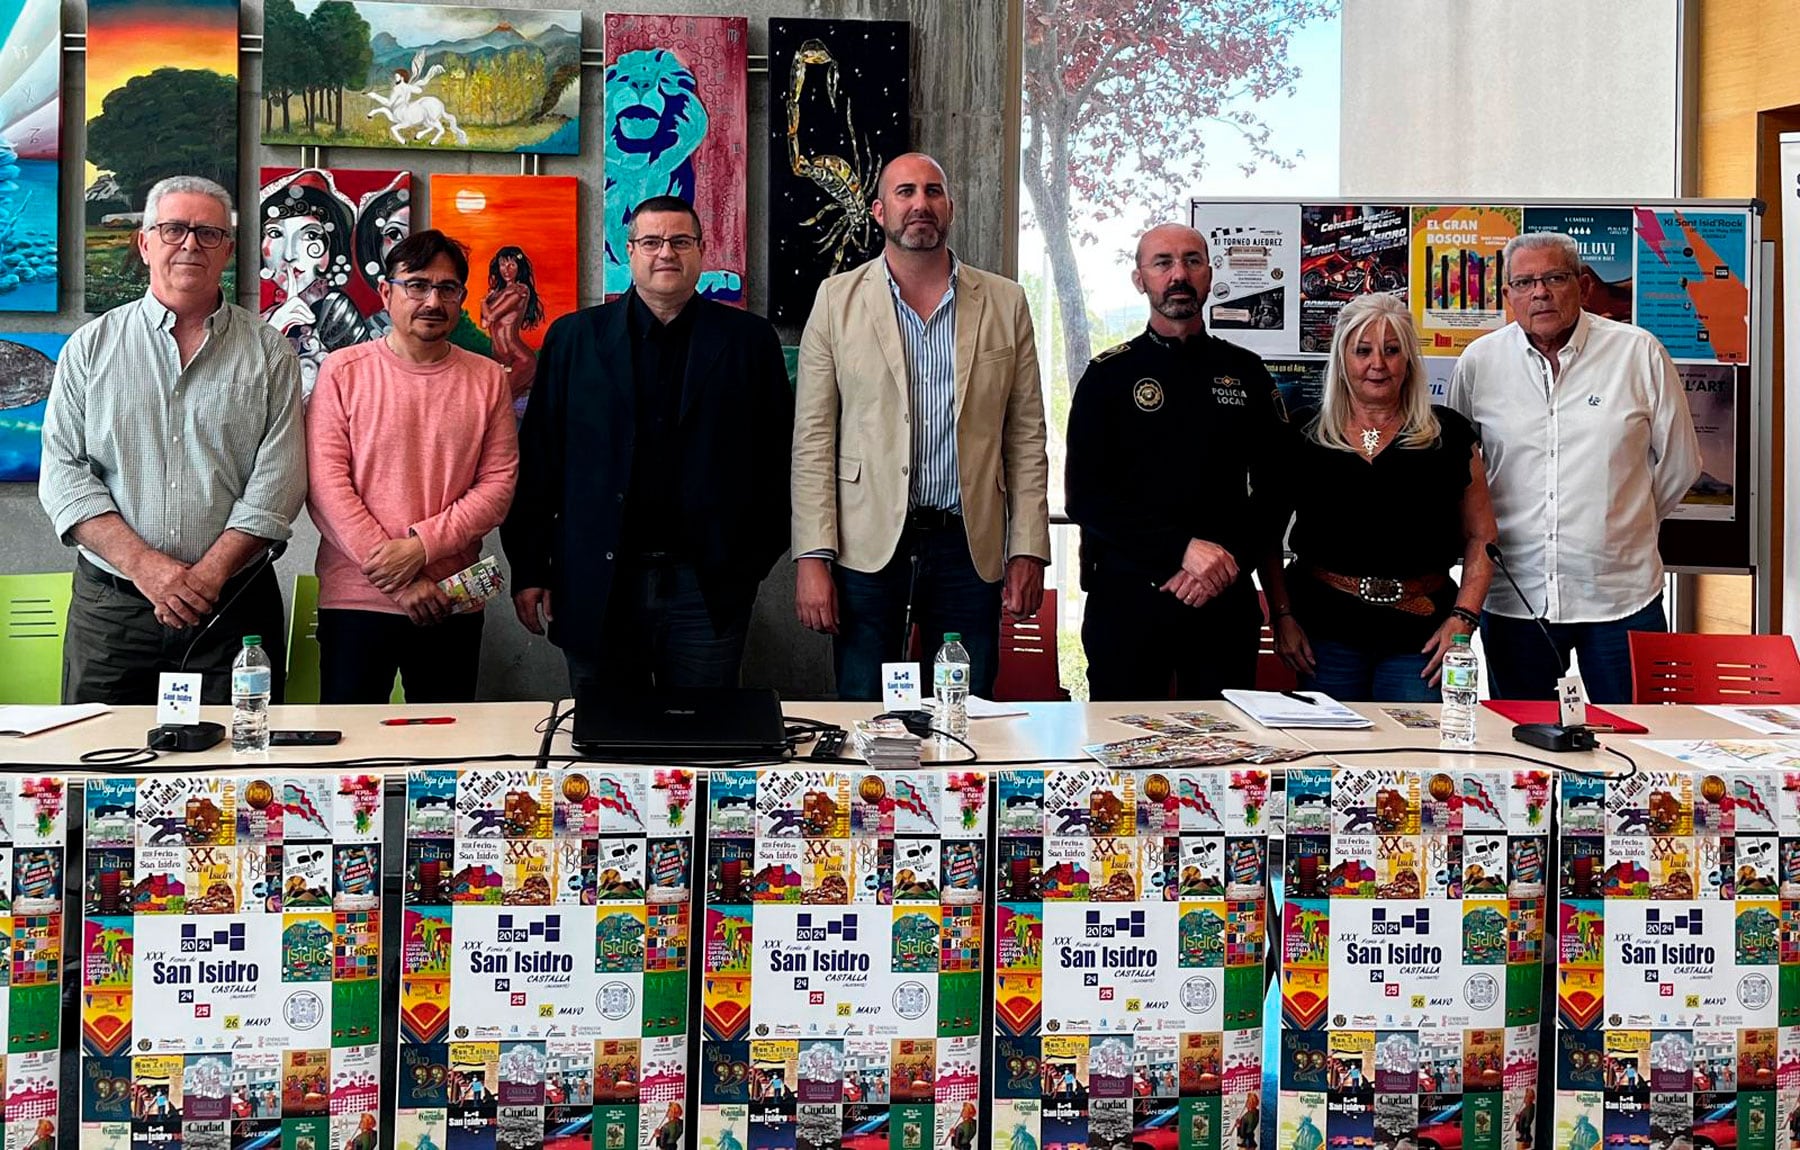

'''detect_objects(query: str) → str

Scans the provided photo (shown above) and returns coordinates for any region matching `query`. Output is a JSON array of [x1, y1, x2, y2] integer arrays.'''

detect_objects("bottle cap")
[[944, 632, 961, 642], [1451, 633, 1470, 646], [243, 635, 261, 646]]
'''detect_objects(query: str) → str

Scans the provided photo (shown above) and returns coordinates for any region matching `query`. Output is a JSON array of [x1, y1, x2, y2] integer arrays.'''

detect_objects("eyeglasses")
[[629, 235, 699, 254], [385, 278, 468, 302], [150, 221, 231, 249], [1506, 271, 1575, 292]]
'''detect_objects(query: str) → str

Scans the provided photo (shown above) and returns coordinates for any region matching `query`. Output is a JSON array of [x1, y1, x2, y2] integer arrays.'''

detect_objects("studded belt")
[[1306, 565, 1447, 616]]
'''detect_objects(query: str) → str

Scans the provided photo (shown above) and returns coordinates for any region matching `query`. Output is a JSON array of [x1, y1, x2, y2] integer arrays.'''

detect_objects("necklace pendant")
[[1360, 427, 1381, 457]]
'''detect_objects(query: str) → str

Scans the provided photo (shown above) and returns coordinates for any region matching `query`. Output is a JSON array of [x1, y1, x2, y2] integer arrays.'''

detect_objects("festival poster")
[[1554, 765, 1798, 1150], [1669, 363, 1738, 522], [706, 768, 987, 1150], [1409, 206, 1522, 353], [1522, 207, 1634, 322], [998, 768, 1270, 1150], [1280, 767, 1548, 1150], [1263, 358, 1325, 418], [0, 779, 63, 1150], [401, 767, 694, 1150], [1633, 208, 1751, 363], [78, 774, 379, 1150], [1296, 203, 1408, 353], [603, 13, 748, 304], [1192, 202, 1302, 356]]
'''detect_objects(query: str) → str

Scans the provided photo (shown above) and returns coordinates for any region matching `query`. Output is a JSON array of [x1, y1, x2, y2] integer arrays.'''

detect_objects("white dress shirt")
[[1448, 311, 1700, 623]]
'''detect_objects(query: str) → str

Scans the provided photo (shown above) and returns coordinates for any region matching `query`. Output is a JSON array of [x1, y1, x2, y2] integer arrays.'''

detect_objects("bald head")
[[872, 152, 953, 253], [1135, 223, 1208, 267], [1132, 223, 1212, 324]]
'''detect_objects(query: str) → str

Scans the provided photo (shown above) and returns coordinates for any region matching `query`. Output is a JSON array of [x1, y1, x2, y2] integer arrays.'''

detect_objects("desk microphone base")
[[1512, 722, 1598, 753]]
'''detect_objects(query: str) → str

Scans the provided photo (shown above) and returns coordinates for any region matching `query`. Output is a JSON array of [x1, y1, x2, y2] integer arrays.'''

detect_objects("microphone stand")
[[1483, 543, 1597, 752]]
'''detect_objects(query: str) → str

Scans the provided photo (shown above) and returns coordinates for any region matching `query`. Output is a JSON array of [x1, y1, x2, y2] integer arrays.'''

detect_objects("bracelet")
[[1450, 606, 1481, 628], [1272, 606, 1294, 620]]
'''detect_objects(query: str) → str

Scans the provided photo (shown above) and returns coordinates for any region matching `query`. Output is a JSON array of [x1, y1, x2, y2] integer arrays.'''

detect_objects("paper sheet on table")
[[1697, 704, 1800, 735], [924, 695, 1028, 719], [0, 702, 111, 736], [1222, 689, 1373, 729], [1630, 737, 1800, 771]]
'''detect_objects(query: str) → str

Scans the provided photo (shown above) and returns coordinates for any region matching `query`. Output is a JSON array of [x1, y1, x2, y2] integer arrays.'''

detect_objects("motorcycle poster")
[[1297, 203, 1409, 353]]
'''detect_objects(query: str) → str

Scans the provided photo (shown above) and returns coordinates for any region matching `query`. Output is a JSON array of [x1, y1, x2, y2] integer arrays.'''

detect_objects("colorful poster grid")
[[0, 778, 66, 1150], [1556, 766, 1797, 1150], [992, 767, 1273, 1150], [1279, 767, 1551, 1150], [78, 773, 383, 1150], [397, 767, 697, 1150], [699, 769, 989, 1150]]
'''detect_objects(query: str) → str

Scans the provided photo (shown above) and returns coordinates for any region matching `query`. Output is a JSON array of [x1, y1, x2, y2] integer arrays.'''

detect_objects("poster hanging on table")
[[79, 774, 383, 1150], [993, 768, 1273, 1150], [0, 778, 65, 1150], [1279, 767, 1550, 1150], [1408, 206, 1521, 354], [1296, 203, 1408, 354], [397, 767, 696, 1150], [1633, 208, 1751, 364], [700, 769, 988, 1150], [1555, 766, 1798, 1150], [1191, 203, 1301, 356]]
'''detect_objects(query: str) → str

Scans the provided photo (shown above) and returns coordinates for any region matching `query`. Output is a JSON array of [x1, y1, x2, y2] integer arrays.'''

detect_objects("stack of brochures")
[[852, 718, 922, 769], [1222, 689, 1373, 729]]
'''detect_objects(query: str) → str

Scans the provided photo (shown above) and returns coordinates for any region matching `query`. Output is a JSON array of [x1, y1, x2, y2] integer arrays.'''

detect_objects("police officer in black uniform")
[[1066, 223, 1287, 700]]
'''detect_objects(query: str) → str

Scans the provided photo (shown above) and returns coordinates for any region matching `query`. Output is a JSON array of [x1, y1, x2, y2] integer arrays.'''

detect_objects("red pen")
[[380, 717, 457, 726]]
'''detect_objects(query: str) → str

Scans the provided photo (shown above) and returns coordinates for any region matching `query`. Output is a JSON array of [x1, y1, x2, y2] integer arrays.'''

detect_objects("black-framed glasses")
[[385, 278, 468, 302], [628, 235, 699, 254], [1506, 271, 1575, 292], [150, 221, 231, 249]]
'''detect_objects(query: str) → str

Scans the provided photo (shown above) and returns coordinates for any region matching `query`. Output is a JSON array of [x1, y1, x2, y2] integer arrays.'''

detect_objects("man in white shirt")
[[1449, 231, 1700, 703]]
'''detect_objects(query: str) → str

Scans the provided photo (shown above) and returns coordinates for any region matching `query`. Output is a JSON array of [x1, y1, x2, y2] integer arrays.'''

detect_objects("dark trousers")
[[63, 557, 287, 705], [317, 608, 485, 704], [565, 559, 753, 693], [1082, 577, 1260, 701], [1481, 594, 1666, 705], [832, 517, 1002, 702]]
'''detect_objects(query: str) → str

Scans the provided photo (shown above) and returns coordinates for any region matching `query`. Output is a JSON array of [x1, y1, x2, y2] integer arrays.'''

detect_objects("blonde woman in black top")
[[1263, 292, 1498, 701]]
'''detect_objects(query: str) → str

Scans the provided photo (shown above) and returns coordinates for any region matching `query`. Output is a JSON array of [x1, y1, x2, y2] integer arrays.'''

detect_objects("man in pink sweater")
[[305, 231, 518, 703]]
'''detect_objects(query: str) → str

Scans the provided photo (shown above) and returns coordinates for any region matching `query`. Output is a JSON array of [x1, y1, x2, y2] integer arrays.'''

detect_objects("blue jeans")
[[1481, 594, 1666, 704], [565, 560, 751, 693], [833, 517, 1001, 702], [1299, 638, 1440, 703]]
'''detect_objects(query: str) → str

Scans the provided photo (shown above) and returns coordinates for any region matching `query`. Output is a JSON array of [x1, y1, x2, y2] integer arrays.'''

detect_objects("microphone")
[[150, 543, 283, 753], [1483, 543, 1596, 753]]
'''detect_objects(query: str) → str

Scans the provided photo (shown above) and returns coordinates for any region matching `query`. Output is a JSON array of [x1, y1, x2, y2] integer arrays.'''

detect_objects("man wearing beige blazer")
[[792, 153, 1052, 700]]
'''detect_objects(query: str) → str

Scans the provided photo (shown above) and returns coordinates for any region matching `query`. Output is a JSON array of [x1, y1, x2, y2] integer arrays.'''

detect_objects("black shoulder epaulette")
[[1090, 342, 1132, 364]]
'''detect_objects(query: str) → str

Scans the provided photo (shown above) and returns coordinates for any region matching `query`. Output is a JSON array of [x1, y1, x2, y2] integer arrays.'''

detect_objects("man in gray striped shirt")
[[793, 153, 1052, 699], [38, 176, 306, 704]]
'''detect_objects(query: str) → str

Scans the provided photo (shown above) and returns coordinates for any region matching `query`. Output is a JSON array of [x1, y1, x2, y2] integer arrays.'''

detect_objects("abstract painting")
[[0, 332, 63, 481], [85, 0, 239, 313], [767, 18, 909, 325], [259, 167, 411, 397], [261, 1, 581, 154], [603, 14, 747, 304], [429, 174, 578, 415], [0, 0, 59, 312]]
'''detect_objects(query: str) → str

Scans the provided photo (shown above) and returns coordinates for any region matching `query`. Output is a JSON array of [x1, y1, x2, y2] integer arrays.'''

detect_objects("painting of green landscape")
[[260, 0, 581, 154]]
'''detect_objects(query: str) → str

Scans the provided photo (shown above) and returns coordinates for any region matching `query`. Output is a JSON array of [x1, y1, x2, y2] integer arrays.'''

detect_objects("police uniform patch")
[[1211, 376, 1247, 406], [1133, 378, 1164, 412], [1271, 386, 1289, 423]]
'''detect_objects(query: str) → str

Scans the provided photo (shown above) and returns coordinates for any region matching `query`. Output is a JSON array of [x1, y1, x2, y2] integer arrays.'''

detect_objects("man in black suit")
[[503, 196, 793, 691]]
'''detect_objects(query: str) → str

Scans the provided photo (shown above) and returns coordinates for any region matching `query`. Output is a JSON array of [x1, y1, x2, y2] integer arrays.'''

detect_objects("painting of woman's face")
[[378, 204, 410, 266], [263, 212, 331, 300], [499, 253, 519, 282]]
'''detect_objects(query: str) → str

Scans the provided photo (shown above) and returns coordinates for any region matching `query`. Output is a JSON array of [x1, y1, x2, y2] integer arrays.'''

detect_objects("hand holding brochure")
[[437, 555, 504, 614], [1221, 688, 1373, 729]]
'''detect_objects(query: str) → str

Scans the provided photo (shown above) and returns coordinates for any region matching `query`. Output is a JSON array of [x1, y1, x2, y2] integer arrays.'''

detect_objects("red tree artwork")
[[1021, 0, 1337, 385]]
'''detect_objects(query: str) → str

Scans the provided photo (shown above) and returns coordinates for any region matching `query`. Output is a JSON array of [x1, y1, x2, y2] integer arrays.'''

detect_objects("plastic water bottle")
[[1439, 633, 1480, 750], [934, 632, 971, 739], [232, 635, 272, 753]]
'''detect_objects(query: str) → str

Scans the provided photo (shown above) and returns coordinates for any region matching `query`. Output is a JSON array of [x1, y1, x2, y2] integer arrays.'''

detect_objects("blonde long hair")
[[1311, 292, 1440, 453]]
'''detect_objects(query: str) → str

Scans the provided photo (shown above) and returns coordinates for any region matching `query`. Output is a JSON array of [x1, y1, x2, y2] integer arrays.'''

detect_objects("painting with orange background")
[[429, 173, 578, 415]]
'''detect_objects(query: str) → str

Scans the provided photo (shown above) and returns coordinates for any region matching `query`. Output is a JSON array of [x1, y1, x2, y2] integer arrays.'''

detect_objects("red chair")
[[1628, 631, 1800, 705], [992, 589, 1069, 702], [1255, 592, 1298, 692]]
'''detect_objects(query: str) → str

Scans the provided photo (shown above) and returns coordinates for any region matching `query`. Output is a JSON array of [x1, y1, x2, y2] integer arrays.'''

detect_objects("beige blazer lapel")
[[952, 270, 984, 419], [860, 262, 911, 411]]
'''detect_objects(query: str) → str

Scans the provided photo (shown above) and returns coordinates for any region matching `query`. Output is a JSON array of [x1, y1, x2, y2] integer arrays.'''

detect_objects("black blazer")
[[501, 290, 794, 656]]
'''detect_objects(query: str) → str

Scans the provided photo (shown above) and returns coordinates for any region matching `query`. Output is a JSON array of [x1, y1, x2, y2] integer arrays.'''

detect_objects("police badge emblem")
[[1133, 378, 1164, 412]]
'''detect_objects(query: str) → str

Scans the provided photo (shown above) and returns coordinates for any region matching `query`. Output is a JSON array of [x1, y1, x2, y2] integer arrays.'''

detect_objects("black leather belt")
[[906, 508, 962, 532], [78, 554, 269, 602]]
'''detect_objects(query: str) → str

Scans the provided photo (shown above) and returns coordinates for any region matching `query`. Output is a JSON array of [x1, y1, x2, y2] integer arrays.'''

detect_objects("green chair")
[[0, 572, 73, 704], [285, 574, 404, 705]]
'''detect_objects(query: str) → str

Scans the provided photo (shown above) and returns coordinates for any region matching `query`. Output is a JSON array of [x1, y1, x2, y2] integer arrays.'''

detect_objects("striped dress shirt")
[[38, 291, 307, 578], [886, 255, 961, 512]]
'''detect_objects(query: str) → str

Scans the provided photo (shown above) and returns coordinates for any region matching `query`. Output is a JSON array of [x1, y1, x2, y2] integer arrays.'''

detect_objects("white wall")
[[1340, 0, 1681, 199]]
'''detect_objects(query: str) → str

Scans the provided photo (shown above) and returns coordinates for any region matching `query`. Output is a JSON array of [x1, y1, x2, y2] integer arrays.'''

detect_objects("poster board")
[[1192, 197, 1763, 575], [1278, 767, 1551, 1150], [992, 767, 1273, 1150]]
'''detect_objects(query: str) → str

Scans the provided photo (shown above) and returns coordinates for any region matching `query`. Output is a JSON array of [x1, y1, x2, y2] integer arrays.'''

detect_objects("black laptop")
[[571, 686, 789, 759]]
